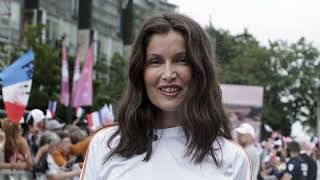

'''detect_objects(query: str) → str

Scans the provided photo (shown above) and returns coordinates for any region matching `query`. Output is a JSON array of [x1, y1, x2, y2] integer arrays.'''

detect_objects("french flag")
[[0, 50, 34, 124], [47, 100, 57, 118], [87, 111, 101, 131]]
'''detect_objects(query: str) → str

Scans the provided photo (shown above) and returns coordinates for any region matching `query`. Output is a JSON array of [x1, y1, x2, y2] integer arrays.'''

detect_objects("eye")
[[175, 57, 188, 64], [147, 58, 162, 65]]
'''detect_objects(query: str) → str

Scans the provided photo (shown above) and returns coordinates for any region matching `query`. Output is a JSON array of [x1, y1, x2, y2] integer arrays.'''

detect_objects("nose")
[[162, 62, 176, 82]]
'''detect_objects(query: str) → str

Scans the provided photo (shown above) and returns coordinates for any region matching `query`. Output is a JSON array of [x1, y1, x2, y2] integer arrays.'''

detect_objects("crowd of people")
[[0, 109, 90, 180], [1, 109, 319, 180], [234, 122, 319, 180]]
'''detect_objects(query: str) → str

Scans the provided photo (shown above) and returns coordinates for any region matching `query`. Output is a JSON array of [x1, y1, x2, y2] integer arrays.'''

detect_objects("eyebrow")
[[146, 51, 186, 58]]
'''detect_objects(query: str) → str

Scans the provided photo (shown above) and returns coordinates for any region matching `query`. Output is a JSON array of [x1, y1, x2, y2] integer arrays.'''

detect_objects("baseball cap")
[[236, 123, 256, 138], [27, 109, 45, 124], [47, 119, 65, 130]]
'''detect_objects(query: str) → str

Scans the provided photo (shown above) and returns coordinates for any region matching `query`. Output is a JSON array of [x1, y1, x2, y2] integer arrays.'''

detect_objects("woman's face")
[[144, 30, 192, 113]]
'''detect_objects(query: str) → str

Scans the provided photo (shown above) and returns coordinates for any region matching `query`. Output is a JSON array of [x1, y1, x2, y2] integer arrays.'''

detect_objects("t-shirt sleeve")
[[80, 127, 116, 180], [285, 160, 300, 177]]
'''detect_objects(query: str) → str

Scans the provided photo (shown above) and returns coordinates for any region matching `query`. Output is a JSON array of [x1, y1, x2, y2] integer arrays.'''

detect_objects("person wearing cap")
[[236, 123, 260, 180], [47, 119, 65, 131], [281, 141, 308, 180], [22, 109, 47, 158]]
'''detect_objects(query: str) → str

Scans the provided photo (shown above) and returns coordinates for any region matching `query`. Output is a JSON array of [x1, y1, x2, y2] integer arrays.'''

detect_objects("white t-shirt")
[[80, 126, 251, 180]]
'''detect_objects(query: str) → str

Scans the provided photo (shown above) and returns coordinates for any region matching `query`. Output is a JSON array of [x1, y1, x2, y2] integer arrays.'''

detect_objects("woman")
[[22, 109, 47, 158], [0, 118, 33, 170], [81, 13, 251, 180]]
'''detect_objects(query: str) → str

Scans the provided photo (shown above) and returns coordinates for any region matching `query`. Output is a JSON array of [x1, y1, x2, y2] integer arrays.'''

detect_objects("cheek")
[[143, 69, 159, 89], [177, 66, 192, 85]]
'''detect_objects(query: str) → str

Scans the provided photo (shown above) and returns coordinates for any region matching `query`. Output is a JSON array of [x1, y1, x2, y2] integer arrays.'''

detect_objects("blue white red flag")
[[60, 44, 70, 106], [47, 100, 57, 118], [87, 111, 101, 131], [0, 50, 34, 123], [99, 104, 114, 125]]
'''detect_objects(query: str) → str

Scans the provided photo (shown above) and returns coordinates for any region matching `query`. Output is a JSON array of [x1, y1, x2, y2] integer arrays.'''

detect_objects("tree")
[[93, 53, 128, 111], [206, 25, 320, 135]]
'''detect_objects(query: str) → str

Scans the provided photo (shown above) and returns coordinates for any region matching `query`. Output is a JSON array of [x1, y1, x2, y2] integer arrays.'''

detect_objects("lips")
[[158, 85, 182, 96]]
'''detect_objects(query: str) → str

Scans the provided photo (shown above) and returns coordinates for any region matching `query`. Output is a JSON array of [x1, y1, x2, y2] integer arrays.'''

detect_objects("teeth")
[[161, 88, 179, 93]]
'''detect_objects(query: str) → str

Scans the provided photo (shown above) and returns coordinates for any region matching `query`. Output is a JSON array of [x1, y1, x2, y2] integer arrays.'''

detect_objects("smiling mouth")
[[158, 86, 182, 96], [160, 87, 179, 93]]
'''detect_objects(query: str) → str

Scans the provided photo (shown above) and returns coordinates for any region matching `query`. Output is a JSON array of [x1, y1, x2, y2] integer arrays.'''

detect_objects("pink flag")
[[73, 46, 93, 107], [71, 49, 81, 107], [60, 45, 70, 106]]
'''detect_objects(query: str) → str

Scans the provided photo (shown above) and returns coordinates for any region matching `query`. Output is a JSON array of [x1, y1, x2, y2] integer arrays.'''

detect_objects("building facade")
[[0, 0, 176, 65]]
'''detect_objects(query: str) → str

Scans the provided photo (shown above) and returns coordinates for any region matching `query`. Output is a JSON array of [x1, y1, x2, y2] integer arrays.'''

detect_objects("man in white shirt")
[[237, 123, 261, 180]]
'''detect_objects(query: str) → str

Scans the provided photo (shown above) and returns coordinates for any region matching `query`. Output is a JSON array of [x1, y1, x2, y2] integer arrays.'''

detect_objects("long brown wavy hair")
[[107, 13, 231, 165], [2, 118, 21, 162]]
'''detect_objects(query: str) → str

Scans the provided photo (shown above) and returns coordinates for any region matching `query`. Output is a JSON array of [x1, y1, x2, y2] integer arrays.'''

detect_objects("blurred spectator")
[[52, 130, 90, 169], [34, 131, 80, 180], [47, 119, 65, 131], [52, 132, 72, 167], [281, 141, 307, 180], [237, 123, 261, 180], [22, 109, 47, 158], [0, 122, 5, 163], [0, 118, 33, 170], [315, 142, 320, 179], [299, 141, 317, 180], [68, 125, 87, 144]]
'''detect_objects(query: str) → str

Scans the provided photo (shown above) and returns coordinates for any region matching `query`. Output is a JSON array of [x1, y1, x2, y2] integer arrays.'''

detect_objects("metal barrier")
[[0, 170, 35, 180]]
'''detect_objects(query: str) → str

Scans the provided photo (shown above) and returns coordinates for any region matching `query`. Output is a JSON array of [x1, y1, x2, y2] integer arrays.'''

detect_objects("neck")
[[156, 111, 180, 129]]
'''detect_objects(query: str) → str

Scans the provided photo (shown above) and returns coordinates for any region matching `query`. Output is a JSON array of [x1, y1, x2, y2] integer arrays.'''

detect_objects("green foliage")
[[206, 24, 320, 135], [23, 26, 61, 110], [93, 53, 128, 110]]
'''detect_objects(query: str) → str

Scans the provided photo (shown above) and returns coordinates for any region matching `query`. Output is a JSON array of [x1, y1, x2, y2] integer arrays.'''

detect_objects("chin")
[[156, 103, 181, 112]]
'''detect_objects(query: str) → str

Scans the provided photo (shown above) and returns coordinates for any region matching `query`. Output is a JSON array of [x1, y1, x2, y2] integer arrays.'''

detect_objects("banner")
[[73, 46, 93, 107], [0, 50, 34, 123], [71, 49, 81, 107], [60, 44, 70, 106], [221, 84, 264, 140]]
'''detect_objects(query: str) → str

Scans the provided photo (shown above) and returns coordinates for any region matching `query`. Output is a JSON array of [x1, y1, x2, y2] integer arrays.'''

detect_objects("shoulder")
[[18, 136, 29, 149], [215, 137, 252, 178], [87, 124, 119, 153], [217, 137, 249, 160]]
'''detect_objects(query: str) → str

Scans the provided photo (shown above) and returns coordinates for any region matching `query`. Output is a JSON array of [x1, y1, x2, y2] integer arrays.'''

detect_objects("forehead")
[[146, 30, 186, 55]]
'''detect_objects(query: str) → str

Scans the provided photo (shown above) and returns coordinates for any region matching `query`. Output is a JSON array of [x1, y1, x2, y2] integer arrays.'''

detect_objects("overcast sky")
[[168, 0, 320, 49]]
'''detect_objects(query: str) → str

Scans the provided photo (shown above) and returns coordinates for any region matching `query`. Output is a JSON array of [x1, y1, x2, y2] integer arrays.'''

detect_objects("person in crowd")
[[315, 142, 320, 180], [22, 109, 47, 158], [81, 13, 251, 180], [236, 122, 261, 180], [52, 130, 90, 169], [299, 141, 317, 180], [47, 119, 66, 132], [259, 161, 279, 180], [0, 121, 5, 163], [51, 132, 73, 168], [68, 125, 88, 144], [281, 141, 308, 180], [34, 131, 80, 180], [0, 118, 33, 170]]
